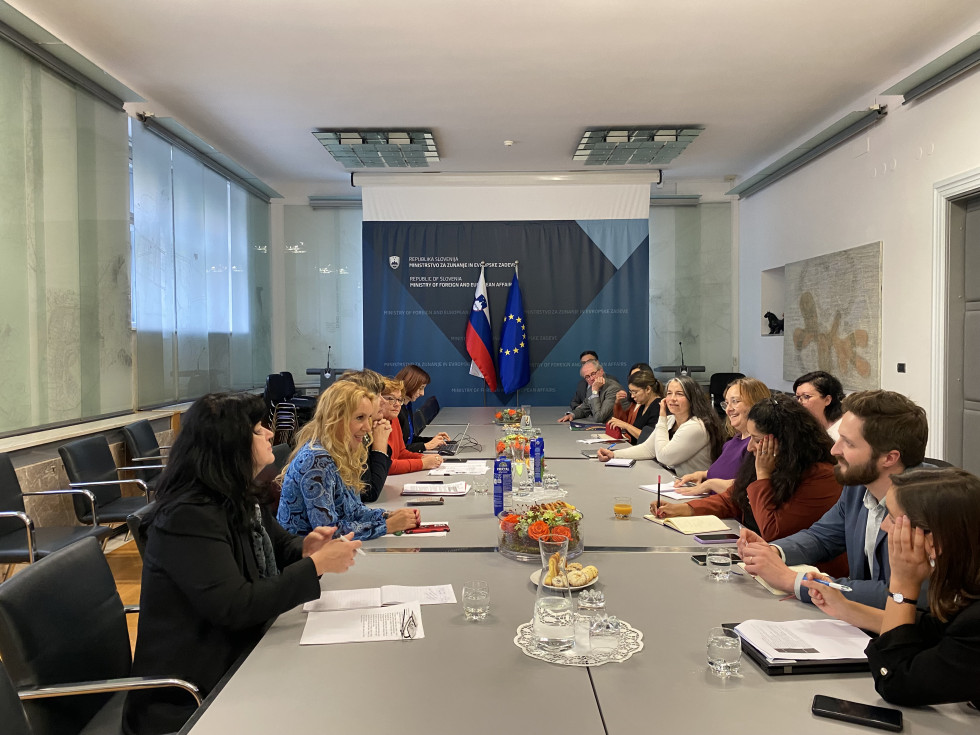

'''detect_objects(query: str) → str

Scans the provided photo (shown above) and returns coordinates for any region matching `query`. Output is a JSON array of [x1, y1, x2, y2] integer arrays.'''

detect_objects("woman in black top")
[[124, 393, 361, 734], [395, 364, 450, 452], [607, 370, 662, 445]]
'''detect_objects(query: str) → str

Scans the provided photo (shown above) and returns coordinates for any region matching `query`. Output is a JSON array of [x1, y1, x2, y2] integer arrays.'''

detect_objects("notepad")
[[642, 514, 729, 534], [604, 458, 635, 468], [301, 602, 425, 645], [639, 481, 709, 499], [302, 584, 457, 612]]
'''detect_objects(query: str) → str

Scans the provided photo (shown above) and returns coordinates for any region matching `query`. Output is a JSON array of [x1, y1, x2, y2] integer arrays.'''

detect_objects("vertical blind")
[[0, 38, 131, 434], [132, 122, 271, 408]]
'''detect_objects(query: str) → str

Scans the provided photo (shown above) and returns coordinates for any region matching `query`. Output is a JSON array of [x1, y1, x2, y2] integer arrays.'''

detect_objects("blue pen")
[[810, 578, 852, 592]]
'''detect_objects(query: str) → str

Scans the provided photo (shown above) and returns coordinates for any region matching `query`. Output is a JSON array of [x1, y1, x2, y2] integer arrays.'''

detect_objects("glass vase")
[[533, 534, 575, 652]]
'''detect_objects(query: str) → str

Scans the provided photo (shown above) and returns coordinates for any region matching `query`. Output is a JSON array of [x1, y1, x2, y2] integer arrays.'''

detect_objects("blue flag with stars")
[[498, 272, 530, 394]]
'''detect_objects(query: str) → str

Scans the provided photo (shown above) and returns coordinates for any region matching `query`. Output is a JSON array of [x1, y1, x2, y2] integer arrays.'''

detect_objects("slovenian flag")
[[498, 272, 530, 394], [466, 266, 497, 391]]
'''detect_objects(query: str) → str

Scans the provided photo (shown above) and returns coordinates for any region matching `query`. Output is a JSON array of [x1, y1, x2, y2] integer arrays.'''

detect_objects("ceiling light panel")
[[313, 129, 439, 169], [574, 127, 702, 166]]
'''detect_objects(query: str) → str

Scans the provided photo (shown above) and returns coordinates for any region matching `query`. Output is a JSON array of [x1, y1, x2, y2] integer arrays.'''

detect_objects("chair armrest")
[[124, 604, 140, 615], [117, 464, 165, 472], [0, 510, 32, 530], [17, 676, 202, 706], [21, 488, 100, 526], [70, 478, 149, 499], [131, 456, 169, 463]]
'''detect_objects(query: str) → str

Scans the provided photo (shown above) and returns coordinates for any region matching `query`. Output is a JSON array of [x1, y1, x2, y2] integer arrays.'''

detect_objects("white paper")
[[301, 601, 424, 645], [303, 584, 456, 612], [428, 460, 489, 476], [604, 458, 635, 467], [576, 436, 619, 444], [638, 480, 707, 499], [734, 619, 870, 662], [401, 481, 469, 496]]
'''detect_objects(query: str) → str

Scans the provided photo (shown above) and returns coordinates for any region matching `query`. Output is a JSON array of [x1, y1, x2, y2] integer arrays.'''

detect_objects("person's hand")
[[421, 454, 443, 470], [371, 418, 392, 451], [308, 531, 361, 575], [615, 389, 628, 402], [741, 540, 797, 592], [678, 471, 706, 486], [558, 414, 573, 423], [607, 417, 627, 430], [659, 399, 669, 417], [649, 500, 693, 518], [596, 447, 615, 462], [385, 508, 419, 533], [802, 573, 852, 619], [302, 525, 337, 557], [592, 374, 605, 390], [424, 435, 447, 450], [435, 432, 451, 442], [754, 434, 778, 480], [887, 515, 932, 595]]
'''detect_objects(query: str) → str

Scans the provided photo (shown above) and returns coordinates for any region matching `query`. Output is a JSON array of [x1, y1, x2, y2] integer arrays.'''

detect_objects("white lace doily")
[[513, 619, 643, 667]]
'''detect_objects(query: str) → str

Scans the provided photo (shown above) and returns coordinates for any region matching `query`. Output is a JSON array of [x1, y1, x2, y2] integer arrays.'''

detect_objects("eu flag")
[[498, 273, 530, 394]]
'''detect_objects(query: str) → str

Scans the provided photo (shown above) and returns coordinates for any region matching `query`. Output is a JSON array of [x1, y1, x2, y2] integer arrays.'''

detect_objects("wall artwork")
[[783, 241, 881, 391]]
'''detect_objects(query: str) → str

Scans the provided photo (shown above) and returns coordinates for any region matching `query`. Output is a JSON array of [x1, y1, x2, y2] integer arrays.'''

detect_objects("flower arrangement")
[[495, 432, 531, 456], [497, 502, 583, 562], [493, 408, 524, 425]]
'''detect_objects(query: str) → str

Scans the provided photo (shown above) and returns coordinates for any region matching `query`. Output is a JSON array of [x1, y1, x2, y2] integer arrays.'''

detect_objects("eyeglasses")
[[795, 393, 818, 403], [583, 371, 599, 382], [720, 397, 741, 410], [401, 609, 418, 640], [382, 395, 402, 404], [628, 387, 644, 396]]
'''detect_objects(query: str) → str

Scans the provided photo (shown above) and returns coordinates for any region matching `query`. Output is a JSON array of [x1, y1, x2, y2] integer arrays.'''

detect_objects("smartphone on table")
[[693, 532, 741, 544], [811, 695, 903, 732]]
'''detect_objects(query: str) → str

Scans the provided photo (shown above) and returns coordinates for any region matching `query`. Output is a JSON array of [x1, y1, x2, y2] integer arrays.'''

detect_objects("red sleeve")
[[687, 486, 741, 522], [387, 430, 423, 475], [747, 463, 843, 541]]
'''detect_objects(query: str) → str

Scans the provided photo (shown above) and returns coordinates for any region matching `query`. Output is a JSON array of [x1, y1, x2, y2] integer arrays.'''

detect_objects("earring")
[[929, 557, 936, 569]]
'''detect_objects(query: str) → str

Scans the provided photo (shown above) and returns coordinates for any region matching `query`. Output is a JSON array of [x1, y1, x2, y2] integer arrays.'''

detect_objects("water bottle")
[[532, 436, 544, 485], [493, 457, 512, 516]]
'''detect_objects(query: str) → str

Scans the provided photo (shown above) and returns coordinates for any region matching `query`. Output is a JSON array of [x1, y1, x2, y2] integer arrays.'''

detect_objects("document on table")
[[301, 601, 424, 645], [383, 521, 450, 538], [642, 514, 729, 534], [577, 435, 620, 444], [604, 458, 635, 468], [639, 480, 708, 499], [734, 619, 870, 662], [428, 461, 489, 476], [401, 481, 469, 496], [303, 584, 456, 612]]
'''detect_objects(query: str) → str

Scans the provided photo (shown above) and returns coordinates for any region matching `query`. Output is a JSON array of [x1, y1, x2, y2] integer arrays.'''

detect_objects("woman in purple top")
[[675, 377, 770, 495]]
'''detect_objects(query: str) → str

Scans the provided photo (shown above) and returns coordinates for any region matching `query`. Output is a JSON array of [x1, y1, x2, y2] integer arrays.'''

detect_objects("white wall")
[[737, 62, 980, 444]]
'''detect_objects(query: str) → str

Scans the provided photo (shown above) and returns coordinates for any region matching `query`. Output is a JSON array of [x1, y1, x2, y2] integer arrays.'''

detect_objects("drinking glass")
[[462, 580, 490, 621], [613, 496, 633, 519], [706, 549, 733, 581], [471, 476, 490, 495], [590, 614, 622, 660], [706, 626, 741, 676]]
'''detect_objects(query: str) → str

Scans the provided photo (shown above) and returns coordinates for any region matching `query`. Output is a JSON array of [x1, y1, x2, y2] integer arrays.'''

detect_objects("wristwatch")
[[888, 591, 917, 605]]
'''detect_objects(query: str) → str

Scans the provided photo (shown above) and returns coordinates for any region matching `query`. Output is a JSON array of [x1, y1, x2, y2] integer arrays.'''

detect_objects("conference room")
[[2, 2, 980, 733]]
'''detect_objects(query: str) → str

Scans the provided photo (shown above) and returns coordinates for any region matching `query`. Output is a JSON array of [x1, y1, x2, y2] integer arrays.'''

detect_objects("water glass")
[[706, 626, 741, 677], [462, 580, 490, 621], [613, 496, 633, 519], [472, 476, 490, 495], [706, 549, 733, 581], [543, 472, 560, 490], [590, 614, 622, 660]]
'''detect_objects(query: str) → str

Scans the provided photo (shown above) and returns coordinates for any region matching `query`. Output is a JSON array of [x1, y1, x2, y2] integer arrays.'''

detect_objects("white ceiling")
[[10, 0, 980, 200]]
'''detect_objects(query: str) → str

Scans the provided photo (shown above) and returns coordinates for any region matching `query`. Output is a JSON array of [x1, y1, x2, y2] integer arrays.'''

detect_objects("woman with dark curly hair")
[[793, 370, 845, 440], [652, 395, 845, 571]]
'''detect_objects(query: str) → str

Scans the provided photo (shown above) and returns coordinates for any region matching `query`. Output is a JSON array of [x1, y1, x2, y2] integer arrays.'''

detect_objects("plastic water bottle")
[[532, 437, 544, 485], [493, 457, 512, 516]]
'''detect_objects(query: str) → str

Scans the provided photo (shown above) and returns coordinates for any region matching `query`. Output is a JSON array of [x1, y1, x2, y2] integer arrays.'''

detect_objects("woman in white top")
[[792, 370, 845, 441], [597, 375, 725, 477]]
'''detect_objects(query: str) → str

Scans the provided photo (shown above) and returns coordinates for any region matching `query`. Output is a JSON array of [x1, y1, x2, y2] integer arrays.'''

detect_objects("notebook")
[[724, 622, 870, 677], [642, 514, 729, 534]]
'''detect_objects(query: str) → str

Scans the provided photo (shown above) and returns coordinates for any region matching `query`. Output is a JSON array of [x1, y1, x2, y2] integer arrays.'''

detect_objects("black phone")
[[416, 480, 443, 485], [580, 450, 599, 458], [691, 552, 742, 565], [693, 532, 741, 544], [441, 458, 466, 463], [406, 498, 444, 506], [811, 695, 903, 732]]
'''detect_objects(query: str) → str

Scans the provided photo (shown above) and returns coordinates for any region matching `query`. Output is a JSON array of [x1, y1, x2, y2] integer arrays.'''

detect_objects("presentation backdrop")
[[362, 219, 649, 407]]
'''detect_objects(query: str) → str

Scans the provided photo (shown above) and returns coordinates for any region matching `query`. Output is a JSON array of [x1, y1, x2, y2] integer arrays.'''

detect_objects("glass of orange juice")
[[613, 496, 633, 519]]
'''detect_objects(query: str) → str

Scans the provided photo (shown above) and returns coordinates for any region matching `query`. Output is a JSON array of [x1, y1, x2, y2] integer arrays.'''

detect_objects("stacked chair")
[[120, 419, 170, 490]]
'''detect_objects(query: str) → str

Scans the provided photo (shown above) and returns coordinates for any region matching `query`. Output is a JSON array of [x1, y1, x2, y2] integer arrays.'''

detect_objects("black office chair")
[[708, 372, 744, 419], [0, 453, 112, 582], [413, 408, 428, 437], [279, 371, 317, 417], [420, 395, 440, 424], [58, 436, 159, 534], [125, 501, 156, 559], [923, 457, 955, 468], [0, 662, 31, 735], [121, 419, 169, 488], [0, 537, 200, 735]]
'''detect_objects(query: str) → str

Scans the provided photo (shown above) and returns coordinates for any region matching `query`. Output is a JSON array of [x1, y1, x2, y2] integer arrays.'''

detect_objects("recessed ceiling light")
[[573, 126, 703, 166], [312, 128, 439, 169]]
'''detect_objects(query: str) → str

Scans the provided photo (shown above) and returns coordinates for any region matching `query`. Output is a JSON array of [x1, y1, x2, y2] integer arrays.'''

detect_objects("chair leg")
[[1, 563, 17, 583]]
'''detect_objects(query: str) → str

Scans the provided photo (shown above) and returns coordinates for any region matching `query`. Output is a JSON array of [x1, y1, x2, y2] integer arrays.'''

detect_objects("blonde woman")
[[277, 381, 418, 539]]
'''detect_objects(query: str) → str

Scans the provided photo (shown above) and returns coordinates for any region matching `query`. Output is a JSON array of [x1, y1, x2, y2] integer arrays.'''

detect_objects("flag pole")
[[514, 259, 520, 408]]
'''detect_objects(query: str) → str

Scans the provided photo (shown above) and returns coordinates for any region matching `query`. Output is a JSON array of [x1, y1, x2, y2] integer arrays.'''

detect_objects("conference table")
[[180, 407, 979, 735]]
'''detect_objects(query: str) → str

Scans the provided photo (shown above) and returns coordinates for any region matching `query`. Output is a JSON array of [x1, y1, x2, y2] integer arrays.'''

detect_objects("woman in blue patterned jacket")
[[277, 381, 419, 539]]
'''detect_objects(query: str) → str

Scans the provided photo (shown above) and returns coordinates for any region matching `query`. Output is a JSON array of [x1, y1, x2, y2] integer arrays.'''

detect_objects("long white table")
[[182, 551, 978, 735]]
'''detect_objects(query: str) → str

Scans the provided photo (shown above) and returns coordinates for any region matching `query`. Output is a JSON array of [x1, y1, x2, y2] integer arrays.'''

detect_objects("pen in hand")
[[810, 578, 852, 592], [335, 533, 366, 556]]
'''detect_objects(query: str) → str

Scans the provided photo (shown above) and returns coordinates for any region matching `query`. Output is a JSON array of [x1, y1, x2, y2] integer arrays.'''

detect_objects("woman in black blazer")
[[123, 393, 361, 735], [395, 364, 450, 452], [606, 370, 662, 445], [803, 467, 980, 708]]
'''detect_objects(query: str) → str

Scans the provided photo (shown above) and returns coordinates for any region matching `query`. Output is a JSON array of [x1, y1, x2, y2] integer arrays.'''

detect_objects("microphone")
[[679, 341, 688, 376], [324, 346, 332, 379]]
